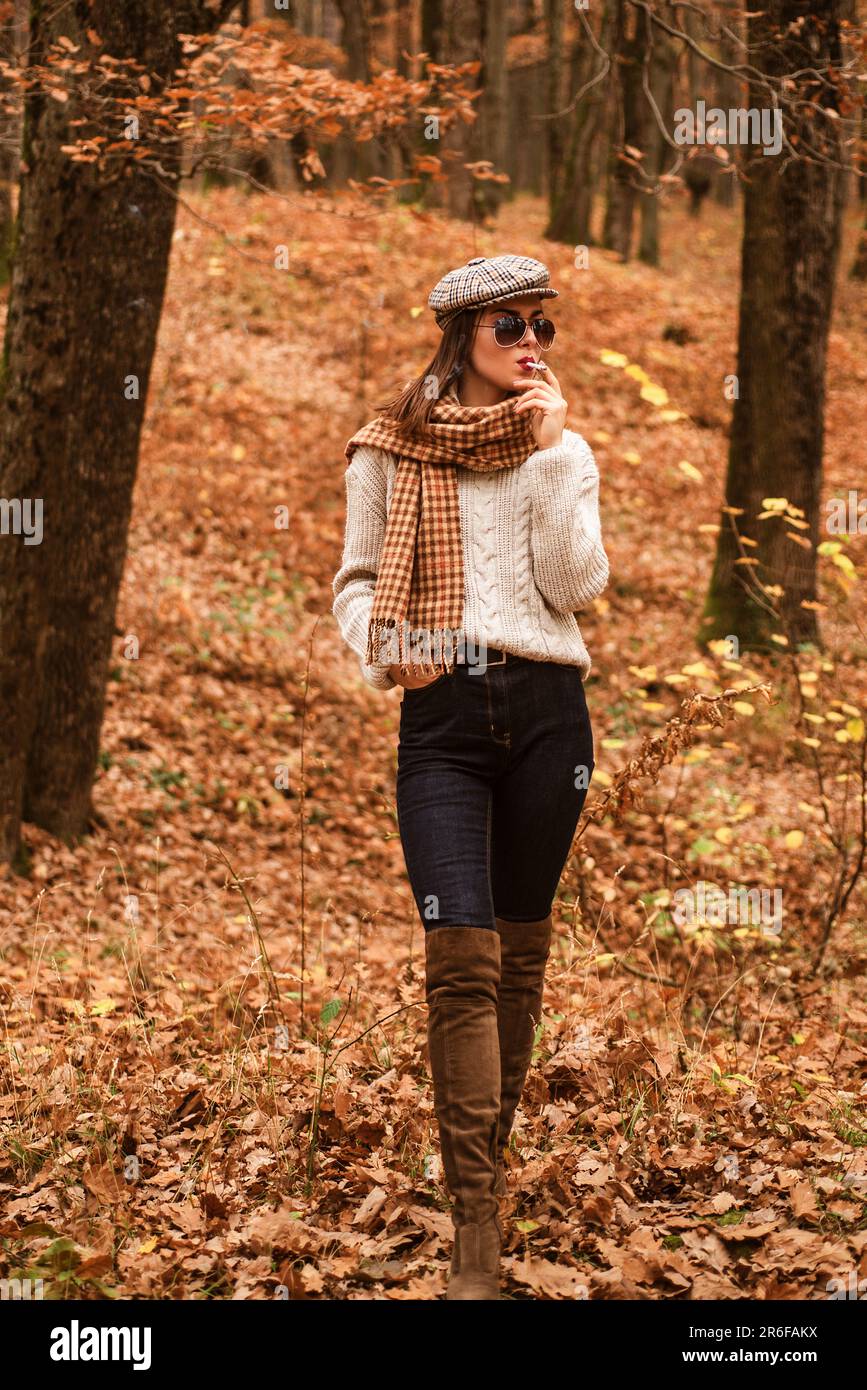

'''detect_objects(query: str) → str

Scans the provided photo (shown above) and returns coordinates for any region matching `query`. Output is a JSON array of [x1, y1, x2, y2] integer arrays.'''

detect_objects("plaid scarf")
[[344, 381, 537, 674]]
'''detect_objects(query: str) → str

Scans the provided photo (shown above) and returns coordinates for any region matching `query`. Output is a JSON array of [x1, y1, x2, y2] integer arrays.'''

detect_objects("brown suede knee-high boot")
[[424, 925, 503, 1300], [493, 914, 553, 1197]]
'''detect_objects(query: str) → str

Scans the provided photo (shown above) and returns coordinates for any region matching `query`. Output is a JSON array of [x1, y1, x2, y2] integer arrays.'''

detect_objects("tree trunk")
[[852, 206, 867, 280], [545, 3, 612, 247], [408, 0, 446, 207], [713, 6, 740, 208], [0, 1, 239, 864], [638, 1, 677, 265], [701, 1, 847, 651], [441, 0, 485, 221], [545, 0, 565, 211], [475, 0, 508, 220], [602, 0, 646, 261], [330, 0, 383, 186], [0, 0, 28, 283]]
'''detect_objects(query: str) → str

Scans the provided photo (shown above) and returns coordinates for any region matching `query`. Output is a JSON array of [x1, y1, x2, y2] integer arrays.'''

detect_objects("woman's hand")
[[511, 363, 567, 451], [388, 664, 444, 690]]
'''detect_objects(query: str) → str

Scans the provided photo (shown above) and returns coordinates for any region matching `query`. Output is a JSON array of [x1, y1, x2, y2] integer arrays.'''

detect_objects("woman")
[[332, 254, 609, 1299]]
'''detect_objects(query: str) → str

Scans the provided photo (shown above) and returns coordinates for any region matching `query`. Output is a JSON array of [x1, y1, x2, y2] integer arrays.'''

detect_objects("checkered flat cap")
[[428, 254, 559, 330]]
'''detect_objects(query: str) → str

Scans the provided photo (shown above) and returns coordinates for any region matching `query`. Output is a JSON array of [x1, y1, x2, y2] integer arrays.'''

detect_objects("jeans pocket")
[[559, 664, 590, 724]]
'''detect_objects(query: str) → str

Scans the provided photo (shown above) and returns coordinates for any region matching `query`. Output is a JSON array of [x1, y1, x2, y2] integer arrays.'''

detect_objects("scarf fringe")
[[366, 618, 459, 676]]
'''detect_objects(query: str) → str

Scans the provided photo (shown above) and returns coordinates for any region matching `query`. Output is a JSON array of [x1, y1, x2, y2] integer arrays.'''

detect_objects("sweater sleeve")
[[524, 429, 610, 614], [332, 446, 398, 692]]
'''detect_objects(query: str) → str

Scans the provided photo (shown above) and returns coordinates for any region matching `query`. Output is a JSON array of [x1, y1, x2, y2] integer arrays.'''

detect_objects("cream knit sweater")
[[332, 395, 609, 692]]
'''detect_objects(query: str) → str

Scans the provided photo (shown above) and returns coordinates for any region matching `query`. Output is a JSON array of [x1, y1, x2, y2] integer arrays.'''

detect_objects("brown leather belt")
[[456, 645, 513, 667]]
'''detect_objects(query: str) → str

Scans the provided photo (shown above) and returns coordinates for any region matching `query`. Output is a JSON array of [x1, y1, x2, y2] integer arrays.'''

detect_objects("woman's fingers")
[[389, 663, 444, 688], [513, 390, 559, 411]]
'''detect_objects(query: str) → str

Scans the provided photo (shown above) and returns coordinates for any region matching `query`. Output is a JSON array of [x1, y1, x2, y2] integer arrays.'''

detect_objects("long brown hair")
[[373, 308, 482, 440]]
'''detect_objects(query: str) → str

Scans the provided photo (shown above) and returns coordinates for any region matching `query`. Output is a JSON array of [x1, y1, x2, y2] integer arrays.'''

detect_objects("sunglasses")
[[476, 312, 556, 351]]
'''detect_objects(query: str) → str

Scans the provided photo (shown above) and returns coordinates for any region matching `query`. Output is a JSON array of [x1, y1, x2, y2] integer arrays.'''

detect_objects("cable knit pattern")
[[332, 427, 609, 691]]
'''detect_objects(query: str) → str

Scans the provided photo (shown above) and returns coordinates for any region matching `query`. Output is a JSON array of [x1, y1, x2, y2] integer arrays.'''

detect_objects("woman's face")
[[465, 294, 551, 398]]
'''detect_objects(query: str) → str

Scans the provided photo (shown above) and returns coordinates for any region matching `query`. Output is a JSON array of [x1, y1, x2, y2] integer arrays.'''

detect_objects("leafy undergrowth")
[[1, 186, 865, 1300]]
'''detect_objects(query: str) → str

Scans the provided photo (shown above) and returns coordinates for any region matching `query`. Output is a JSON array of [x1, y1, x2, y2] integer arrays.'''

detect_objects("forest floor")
[[1, 184, 866, 1301]]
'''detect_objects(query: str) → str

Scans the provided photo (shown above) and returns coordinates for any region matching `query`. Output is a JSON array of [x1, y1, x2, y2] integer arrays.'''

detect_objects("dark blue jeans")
[[396, 656, 595, 931]]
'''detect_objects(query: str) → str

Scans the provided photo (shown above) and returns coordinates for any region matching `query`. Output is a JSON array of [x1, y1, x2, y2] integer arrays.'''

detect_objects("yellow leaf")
[[682, 660, 716, 679], [803, 713, 825, 724], [89, 998, 117, 1017], [841, 703, 861, 717], [601, 737, 625, 749], [801, 736, 821, 749], [592, 769, 613, 787], [640, 382, 669, 406], [409, 306, 425, 317], [832, 553, 857, 579], [592, 430, 612, 443], [678, 460, 703, 482], [138, 1237, 159, 1255], [770, 634, 789, 646], [658, 409, 686, 422], [599, 349, 629, 366], [624, 363, 651, 383], [733, 701, 755, 716], [846, 719, 864, 741], [761, 497, 789, 510], [784, 830, 805, 849], [714, 826, 733, 844], [622, 451, 641, 465]]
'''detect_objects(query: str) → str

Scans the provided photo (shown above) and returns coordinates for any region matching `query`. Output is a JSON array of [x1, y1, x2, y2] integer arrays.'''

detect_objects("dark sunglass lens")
[[493, 314, 525, 347], [533, 318, 555, 349]]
